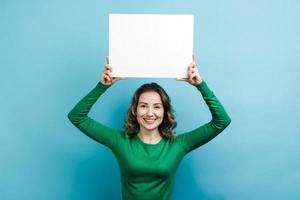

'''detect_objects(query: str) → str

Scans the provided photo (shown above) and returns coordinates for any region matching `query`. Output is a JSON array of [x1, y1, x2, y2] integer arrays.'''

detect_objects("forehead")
[[138, 91, 162, 103]]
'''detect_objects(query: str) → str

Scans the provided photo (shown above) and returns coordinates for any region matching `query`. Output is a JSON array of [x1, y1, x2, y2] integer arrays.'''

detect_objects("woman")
[[67, 55, 231, 200]]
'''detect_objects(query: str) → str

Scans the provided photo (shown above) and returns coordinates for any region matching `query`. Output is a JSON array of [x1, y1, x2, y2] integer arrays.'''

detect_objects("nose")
[[146, 108, 154, 116]]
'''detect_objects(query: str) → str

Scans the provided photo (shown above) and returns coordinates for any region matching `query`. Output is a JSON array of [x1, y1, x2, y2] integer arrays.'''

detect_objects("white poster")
[[109, 14, 194, 78]]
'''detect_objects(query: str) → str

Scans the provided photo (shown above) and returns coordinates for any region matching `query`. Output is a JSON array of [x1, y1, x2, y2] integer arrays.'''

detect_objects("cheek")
[[157, 109, 164, 118], [136, 110, 142, 124], [136, 108, 145, 117]]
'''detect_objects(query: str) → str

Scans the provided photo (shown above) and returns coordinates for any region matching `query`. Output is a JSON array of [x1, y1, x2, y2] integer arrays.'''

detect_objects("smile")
[[143, 118, 156, 124]]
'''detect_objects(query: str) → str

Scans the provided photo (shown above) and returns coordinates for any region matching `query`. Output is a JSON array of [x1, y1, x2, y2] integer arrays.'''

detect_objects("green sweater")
[[67, 81, 231, 200]]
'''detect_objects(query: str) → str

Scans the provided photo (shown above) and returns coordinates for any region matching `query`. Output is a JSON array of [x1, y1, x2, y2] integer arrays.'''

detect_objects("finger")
[[192, 54, 197, 67], [102, 75, 108, 83], [104, 75, 112, 83], [188, 69, 195, 77], [189, 72, 196, 80], [193, 74, 201, 83], [105, 64, 112, 72], [188, 66, 196, 73], [112, 77, 122, 83], [103, 74, 108, 82], [114, 77, 125, 81], [104, 70, 112, 78], [189, 75, 195, 83], [106, 56, 110, 64], [188, 62, 196, 68], [176, 77, 188, 81]]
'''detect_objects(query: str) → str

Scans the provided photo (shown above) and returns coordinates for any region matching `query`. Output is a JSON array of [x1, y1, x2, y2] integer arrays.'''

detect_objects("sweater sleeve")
[[177, 81, 231, 153], [67, 82, 122, 149]]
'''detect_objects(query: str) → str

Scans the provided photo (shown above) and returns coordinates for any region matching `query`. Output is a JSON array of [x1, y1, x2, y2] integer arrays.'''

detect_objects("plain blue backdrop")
[[1, 0, 299, 199]]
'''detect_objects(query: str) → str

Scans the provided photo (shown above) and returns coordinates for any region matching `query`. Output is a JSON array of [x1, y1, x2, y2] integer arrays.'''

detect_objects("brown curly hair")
[[124, 83, 177, 139]]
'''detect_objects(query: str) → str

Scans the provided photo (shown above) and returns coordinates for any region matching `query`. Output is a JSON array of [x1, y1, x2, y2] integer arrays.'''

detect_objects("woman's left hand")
[[177, 54, 203, 85]]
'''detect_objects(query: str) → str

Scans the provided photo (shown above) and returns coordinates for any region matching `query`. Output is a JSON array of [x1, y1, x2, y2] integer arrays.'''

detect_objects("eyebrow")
[[138, 102, 162, 105]]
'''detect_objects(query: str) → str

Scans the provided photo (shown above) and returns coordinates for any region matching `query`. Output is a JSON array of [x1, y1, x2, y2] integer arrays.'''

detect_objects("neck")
[[138, 128, 162, 144]]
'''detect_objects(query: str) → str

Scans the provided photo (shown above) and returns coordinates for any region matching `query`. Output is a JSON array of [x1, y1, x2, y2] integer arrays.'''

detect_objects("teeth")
[[144, 119, 155, 123]]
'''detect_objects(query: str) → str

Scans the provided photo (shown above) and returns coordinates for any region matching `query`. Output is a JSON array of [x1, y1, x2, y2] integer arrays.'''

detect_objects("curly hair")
[[124, 83, 177, 139]]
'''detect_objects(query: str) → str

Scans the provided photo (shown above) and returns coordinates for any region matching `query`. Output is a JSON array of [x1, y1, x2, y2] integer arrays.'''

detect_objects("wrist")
[[194, 79, 204, 87], [193, 78, 203, 86], [97, 81, 111, 90]]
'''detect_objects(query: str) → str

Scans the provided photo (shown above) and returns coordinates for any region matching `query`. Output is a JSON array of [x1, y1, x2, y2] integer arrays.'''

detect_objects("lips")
[[143, 118, 156, 124]]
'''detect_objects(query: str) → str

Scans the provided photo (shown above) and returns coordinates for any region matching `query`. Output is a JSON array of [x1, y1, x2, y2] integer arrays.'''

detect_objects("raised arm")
[[176, 55, 231, 153], [178, 81, 231, 153], [67, 57, 123, 149]]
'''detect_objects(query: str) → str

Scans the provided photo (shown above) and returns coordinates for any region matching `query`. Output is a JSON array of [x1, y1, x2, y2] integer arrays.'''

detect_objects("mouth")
[[143, 118, 156, 124]]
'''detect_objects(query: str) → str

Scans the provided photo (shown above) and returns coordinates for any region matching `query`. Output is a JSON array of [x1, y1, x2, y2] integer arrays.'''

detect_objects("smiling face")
[[136, 91, 164, 133], [124, 82, 177, 139]]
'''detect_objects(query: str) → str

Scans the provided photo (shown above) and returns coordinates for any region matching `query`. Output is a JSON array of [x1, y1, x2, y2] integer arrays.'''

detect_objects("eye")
[[154, 106, 162, 109]]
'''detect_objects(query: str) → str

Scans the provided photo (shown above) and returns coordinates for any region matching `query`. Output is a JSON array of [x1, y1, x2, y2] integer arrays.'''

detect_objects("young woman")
[[68, 55, 231, 200]]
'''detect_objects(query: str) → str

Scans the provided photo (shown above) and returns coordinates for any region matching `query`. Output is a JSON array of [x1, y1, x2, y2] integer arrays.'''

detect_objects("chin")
[[137, 117, 163, 132], [141, 122, 162, 132], [142, 123, 158, 130]]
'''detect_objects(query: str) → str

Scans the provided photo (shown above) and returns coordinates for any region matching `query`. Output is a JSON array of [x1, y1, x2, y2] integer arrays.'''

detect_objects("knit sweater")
[[67, 81, 231, 200]]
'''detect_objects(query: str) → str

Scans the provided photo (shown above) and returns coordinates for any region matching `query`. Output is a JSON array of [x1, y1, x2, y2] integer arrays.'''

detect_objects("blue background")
[[1, 0, 299, 199]]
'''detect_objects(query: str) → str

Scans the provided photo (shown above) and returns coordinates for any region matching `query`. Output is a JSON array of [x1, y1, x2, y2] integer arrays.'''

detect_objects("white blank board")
[[109, 14, 194, 78]]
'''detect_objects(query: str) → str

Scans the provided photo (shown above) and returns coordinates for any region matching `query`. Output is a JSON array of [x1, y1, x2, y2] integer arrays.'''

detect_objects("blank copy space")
[[109, 14, 194, 78]]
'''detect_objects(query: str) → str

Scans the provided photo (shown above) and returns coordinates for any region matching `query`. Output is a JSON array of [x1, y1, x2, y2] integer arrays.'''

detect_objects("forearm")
[[67, 82, 110, 125], [196, 81, 231, 130], [178, 81, 231, 153], [67, 82, 122, 148]]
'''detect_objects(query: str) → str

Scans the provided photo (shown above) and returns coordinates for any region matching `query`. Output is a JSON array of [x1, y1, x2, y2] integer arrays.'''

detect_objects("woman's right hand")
[[100, 56, 122, 85]]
